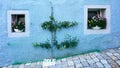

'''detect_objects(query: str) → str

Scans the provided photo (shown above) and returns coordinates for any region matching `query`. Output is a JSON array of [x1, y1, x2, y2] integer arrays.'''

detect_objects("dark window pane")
[[11, 14, 25, 32]]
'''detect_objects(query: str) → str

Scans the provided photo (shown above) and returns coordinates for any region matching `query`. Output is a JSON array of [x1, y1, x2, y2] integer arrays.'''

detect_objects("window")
[[7, 10, 29, 37], [84, 5, 110, 34]]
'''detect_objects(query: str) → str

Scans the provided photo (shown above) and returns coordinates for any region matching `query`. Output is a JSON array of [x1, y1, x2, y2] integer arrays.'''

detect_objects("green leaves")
[[33, 42, 51, 49], [60, 21, 78, 28], [41, 21, 56, 32], [41, 20, 78, 32], [97, 19, 106, 29], [56, 36, 79, 50], [33, 1, 79, 54], [88, 17, 106, 29], [49, 16, 54, 21], [40, 15, 79, 50]]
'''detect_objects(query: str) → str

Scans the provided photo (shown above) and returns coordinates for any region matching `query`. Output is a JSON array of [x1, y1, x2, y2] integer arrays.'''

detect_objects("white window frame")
[[84, 5, 110, 34], [7, 10, 30, 37]]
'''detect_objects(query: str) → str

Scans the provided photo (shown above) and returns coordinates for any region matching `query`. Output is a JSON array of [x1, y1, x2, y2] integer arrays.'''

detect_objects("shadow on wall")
[[60, 32, 120, 58], [90, 32, 120, 50]]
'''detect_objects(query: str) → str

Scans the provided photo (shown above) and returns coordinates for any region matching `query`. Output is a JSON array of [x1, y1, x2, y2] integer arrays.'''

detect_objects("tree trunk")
[[51, 31, 56, 59]]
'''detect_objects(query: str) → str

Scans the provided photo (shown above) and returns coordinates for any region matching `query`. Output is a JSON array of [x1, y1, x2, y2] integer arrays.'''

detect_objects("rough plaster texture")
[[0, 0, 120, 66]]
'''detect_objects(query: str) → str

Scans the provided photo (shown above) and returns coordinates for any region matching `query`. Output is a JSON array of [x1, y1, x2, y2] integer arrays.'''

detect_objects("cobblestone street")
[[2, 47, 120, 68]]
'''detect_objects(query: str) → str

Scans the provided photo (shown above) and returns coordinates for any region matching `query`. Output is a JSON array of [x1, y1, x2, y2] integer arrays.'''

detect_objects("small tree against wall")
[[33, 2, 79, 59]]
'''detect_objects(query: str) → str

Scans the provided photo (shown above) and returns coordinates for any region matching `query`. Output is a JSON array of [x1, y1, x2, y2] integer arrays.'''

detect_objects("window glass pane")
[[88, 8, 106, 30], [8, 10, 29, 37], [11, 14, 25, 32]]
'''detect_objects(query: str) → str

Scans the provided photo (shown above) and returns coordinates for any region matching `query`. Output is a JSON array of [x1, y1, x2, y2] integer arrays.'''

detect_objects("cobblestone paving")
[[2, 47, 120, 68]]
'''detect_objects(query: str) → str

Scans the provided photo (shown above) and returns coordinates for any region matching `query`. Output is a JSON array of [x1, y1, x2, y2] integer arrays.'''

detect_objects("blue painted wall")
[[0, 0, 120, 66]]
